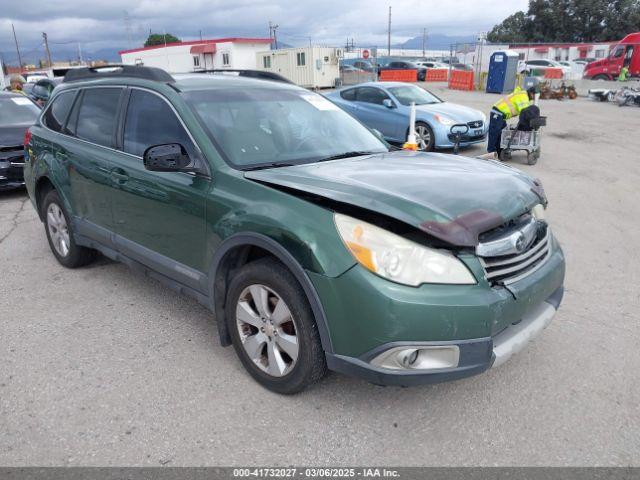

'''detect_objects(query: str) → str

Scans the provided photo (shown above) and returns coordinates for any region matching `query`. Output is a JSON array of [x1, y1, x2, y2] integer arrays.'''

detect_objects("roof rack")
[[63, 65, 175, 83], [193, 69, 293, 84]]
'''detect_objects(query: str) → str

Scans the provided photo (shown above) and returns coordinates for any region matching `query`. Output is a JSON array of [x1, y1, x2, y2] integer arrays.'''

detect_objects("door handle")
[[110, 168, 129, 184]]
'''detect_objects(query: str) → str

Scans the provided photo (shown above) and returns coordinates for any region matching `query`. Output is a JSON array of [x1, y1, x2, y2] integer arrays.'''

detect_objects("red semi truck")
[[583, 32, 640, 80]]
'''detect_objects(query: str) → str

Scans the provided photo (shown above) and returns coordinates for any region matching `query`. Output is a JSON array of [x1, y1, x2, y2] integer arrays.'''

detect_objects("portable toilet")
[[486, 51, 519, 94]]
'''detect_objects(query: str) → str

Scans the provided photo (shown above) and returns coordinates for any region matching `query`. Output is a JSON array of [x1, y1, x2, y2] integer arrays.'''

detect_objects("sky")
[[0, 0, 528, 62]]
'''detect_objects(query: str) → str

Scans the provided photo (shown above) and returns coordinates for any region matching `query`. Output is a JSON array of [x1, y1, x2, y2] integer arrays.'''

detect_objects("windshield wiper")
[[317, 151, 381, 162], [242, 162, 295, 171]]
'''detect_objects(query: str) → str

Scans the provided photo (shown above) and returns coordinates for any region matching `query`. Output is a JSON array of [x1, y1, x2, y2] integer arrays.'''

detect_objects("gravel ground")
[[1, 89, 639, 467]]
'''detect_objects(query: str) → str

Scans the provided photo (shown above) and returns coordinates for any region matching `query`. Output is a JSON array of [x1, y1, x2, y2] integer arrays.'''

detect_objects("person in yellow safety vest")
[[484, 86, 536, 159]]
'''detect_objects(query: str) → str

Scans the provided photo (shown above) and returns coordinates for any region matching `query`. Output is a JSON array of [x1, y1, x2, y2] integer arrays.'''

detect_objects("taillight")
[[24, 129, 32, 147]]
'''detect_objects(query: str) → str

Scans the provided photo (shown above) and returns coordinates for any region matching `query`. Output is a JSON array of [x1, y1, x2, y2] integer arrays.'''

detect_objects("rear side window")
[[123, 89, 196, 158], [74, 88, 123, 148], [43, 91, 76, 133]]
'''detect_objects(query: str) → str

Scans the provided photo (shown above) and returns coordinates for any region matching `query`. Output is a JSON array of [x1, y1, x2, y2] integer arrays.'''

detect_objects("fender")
[[208, 232, 334, 354]]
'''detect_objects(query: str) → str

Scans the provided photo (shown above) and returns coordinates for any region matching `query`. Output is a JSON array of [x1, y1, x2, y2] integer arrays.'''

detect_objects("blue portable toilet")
[[486, 50, 519, 94]]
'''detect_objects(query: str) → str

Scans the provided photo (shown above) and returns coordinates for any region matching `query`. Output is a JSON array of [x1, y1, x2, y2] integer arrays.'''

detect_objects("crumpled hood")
[[416, 102, 484, 123], [245, 151, 546, 247]]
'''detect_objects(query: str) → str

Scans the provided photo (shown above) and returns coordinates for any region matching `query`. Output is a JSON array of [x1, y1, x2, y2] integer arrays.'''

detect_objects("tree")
[[487, 0, 640, 43], [144, 33, 181, 47]]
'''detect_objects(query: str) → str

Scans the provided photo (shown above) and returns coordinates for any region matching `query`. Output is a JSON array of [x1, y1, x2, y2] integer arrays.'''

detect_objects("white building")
[[466, 42, 615, 72], [257, 46, 341, 88], [119, 37, 272, 73]]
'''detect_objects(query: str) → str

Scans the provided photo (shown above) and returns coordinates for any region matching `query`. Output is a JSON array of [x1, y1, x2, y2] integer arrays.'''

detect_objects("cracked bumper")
[[325, 286, 564, 386]]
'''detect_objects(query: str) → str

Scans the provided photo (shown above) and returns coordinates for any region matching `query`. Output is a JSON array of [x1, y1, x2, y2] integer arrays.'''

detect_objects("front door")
[[108, 88, 210, 291], [354, 87, 403, 141]]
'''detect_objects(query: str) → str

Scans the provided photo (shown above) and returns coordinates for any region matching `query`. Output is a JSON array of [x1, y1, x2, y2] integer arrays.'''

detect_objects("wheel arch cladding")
[[208, 233, 334, 353], [34, 176, 56, 220]]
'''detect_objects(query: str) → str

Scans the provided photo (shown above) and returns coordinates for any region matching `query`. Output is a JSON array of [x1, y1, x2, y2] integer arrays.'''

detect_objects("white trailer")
[[256, 47, 341, 88]]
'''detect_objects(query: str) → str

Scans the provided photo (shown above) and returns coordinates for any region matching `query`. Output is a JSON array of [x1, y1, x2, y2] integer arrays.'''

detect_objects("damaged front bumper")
[[310, 237, 565, 387]]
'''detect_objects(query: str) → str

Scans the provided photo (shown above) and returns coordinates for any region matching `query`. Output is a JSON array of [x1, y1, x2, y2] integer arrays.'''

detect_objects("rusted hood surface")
[[245, 151, 545, 247]]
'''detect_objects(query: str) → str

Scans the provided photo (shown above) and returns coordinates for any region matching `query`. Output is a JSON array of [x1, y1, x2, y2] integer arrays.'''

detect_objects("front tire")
[[414, 122, 435, 151], [43, 190, 96, 268], [226, 258, 327, 394]]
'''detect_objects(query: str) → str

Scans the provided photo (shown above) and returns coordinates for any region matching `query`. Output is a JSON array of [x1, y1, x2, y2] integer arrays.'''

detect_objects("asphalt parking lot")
[[1, 88, 639, 467]]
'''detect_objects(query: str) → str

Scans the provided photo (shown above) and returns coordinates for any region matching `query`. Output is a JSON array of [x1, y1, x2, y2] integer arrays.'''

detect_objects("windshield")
[[185, 88, 388, 168], [388, 86, 442, 106], [0, 96, 40, 126]]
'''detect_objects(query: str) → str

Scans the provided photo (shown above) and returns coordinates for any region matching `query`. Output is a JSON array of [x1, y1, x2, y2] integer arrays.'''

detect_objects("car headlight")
[[480, 112, 487, 125], [531, 203, 546, 221], [334, 213, 476, 286], [434, 114, 455, 126]]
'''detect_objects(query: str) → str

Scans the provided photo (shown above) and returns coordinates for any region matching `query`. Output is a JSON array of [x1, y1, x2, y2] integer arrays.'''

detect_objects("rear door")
[[63, 87, 125, 244], [107, 88, 210, 290]]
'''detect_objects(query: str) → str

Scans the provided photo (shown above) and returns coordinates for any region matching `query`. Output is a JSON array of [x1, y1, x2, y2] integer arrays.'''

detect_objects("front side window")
[[74, 88, 122, 147], [123, 89, 196, 158], [340, 89, 356, 101], [388, 85, 442, 106], [0, 96, 40, 126], [184, 88, 387, 168], [296, 52, 306, 66], [43, 90, 76, 132], [356, 87, 389, 105], [612, 46, 624, 58]]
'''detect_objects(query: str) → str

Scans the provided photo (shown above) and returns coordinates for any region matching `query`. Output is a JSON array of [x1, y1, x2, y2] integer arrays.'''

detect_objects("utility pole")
[[387, 6, 392, 56], [42, 32, 52, 69], [422, 28, 427, 57], [268, 21, 279, 50], [77, 43, 83, 64], [11, 23, 23, 70], [199, 30, 203, 41]]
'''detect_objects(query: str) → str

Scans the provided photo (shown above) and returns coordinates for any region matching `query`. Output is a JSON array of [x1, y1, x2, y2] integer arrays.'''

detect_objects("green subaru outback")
[[24, 66, 565, 394]]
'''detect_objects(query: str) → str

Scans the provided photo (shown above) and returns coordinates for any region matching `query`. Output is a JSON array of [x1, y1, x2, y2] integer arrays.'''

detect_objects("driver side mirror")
[[382, 99, 395, 109], [143, 143, 195, 173]]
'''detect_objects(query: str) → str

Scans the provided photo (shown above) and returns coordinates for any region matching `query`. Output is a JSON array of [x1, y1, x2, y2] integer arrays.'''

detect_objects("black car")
[[0, 92, 41, 190], [378, 61, 427, 81]]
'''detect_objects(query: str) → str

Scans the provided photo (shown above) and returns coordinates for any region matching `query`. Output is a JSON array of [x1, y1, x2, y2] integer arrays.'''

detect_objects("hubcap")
[[46, 203, 70, 257], [415, 125, 431, 150], [236, 284, 299, 377]]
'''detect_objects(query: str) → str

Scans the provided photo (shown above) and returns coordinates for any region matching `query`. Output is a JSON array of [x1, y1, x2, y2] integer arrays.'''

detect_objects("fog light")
[[399, 349, 419, 367], [371, 345, 460, 371]]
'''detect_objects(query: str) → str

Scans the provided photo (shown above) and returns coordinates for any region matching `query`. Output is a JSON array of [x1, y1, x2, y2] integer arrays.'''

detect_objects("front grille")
[[467, 120, 484, 129], [479, 226, 551, 285]]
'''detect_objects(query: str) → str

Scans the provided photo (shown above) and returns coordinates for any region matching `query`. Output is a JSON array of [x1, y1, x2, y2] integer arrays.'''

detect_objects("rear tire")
[[593, 74, 610, 81], [226, 258, 327, 394], [42, 190, 96, 268]]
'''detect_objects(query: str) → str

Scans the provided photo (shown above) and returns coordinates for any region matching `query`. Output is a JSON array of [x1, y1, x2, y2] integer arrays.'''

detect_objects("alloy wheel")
[[47, 203, 70, 257], [235, 284, 299, 377], [415, 125, 432, 150]]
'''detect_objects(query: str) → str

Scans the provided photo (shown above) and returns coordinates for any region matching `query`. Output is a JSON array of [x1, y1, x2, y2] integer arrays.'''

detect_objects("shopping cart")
[[499, 116, 546, 165]]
